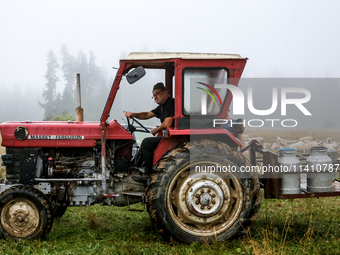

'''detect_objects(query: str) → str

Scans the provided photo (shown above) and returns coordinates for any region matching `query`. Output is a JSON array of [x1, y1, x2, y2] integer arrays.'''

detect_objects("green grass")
[[1, 196, 340, 255]]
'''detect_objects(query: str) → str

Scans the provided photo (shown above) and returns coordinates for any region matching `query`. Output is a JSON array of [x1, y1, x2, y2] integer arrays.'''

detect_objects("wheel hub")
[[186, 180, 225, 218], [199, 192, 212, 206], [13, 208, 30, 227], [1, 198, 40, 237], [168, 167, 244, 236]]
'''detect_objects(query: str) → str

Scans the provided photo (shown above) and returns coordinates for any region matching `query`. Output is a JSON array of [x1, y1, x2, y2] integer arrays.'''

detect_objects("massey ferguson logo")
[[28, 135, 84, 140]]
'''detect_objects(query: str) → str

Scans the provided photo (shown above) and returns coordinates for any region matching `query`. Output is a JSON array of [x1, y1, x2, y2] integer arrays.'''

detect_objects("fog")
[[1, 0, 340, 129]]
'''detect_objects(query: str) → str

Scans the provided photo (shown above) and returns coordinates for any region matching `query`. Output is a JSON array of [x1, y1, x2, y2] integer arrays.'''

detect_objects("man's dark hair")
[[153, 82, 166, 92]]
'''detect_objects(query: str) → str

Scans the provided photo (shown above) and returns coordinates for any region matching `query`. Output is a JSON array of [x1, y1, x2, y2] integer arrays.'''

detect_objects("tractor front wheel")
[[0, 186, 53, 240]]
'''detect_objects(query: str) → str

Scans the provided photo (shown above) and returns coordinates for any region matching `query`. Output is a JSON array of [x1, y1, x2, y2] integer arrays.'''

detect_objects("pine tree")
[[55, 92, 62, 116], [39, 50, 59, 120], [88, 51, 100, 93], [76, 50, 90, 95], [40, 46, 110, 121], [85, 51, 104, 120], [60, 45, 76, 114]]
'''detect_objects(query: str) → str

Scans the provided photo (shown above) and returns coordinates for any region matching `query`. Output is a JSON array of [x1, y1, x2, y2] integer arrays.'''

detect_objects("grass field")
[[1, 130, 340, 254], [0, 197, 340, 255]]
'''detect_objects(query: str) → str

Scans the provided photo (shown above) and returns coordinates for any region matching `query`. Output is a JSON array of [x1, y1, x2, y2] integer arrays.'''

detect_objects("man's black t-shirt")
[[221, 118, 236, 135], [151, 97, 175, 126]]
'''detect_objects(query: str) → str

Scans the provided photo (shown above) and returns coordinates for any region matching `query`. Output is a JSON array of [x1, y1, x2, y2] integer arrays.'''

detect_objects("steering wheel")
[[126, 116, 150, 133]]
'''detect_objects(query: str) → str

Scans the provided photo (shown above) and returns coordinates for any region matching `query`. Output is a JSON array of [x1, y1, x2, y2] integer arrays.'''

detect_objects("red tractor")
[[0, 52, 261, 242]]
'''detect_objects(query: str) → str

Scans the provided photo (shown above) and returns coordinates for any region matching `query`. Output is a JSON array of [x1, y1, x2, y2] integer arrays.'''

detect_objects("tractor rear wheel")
[[146, 140, 261, 243], [0, 186, 53, 240]]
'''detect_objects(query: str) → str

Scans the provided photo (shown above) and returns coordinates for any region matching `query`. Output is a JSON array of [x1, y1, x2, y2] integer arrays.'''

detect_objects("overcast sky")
[[0, 0, 340, 125]]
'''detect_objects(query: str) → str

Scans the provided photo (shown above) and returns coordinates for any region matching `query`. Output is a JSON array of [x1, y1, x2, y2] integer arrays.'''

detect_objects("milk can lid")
[[309, 146, 328, 151], [279, 148, 297, 151]]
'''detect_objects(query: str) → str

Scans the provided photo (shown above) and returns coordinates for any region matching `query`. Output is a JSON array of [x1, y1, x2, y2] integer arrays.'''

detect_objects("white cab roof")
[[125, 52, 245, 60]]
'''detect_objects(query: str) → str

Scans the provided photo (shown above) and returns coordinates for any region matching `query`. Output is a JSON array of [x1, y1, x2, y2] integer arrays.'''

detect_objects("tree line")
[[40, 45, 111, 121]]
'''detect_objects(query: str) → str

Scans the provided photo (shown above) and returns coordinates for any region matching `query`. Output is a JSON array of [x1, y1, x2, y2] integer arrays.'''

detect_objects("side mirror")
[[126, 66, 146, 84]]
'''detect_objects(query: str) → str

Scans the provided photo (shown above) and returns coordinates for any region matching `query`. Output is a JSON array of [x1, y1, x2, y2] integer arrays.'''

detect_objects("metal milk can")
[[307, 147, 333, 192], [327, 149, 338, 163], [327, 149, 338, 180], [278, 148, 301, 194]]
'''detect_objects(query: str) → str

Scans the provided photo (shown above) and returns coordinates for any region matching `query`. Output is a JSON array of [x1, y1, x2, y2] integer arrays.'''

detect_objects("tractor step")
[[123, 191, 145, 212]]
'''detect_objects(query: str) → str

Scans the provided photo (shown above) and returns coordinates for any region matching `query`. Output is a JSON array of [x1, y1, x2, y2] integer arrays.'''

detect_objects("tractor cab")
[[103, 52, 248, 165]]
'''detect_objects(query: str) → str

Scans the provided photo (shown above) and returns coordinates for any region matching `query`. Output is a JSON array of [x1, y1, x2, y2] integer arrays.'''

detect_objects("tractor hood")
[[0, 120, 132, 148]]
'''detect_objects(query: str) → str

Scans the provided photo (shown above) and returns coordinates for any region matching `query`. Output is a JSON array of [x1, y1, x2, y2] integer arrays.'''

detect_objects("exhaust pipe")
[[75, 73, 84, 122]]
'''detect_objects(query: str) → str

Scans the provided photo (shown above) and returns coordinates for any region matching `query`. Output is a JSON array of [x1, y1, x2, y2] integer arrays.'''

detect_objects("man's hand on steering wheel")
[[124, 111, 133, 119], [151, 128, 159, 136], [124, 111, 150, 133], [125, 114, 136, 133]]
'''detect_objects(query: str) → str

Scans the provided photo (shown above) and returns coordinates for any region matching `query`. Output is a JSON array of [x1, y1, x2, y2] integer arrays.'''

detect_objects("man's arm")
[[151, 117, 173, 136], [125, 111, 155, 120], [238, 133, 245, 149]]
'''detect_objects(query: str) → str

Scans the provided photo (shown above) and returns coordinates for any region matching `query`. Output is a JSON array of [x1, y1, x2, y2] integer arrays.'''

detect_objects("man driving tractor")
[[124, 82, 174, 183]]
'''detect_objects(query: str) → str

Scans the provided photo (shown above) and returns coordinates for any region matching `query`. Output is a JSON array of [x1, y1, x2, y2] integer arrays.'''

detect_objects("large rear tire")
[[0, 186, 53, 240], [146, 140, 261, 243]]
